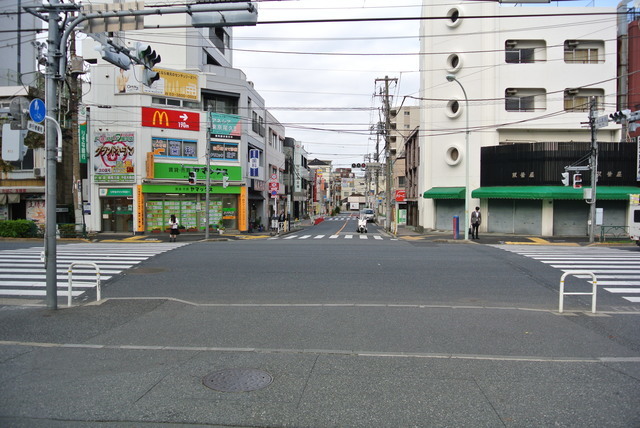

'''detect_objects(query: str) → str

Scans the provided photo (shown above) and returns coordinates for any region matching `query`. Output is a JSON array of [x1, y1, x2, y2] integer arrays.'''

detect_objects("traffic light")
[[222, 175, 229, 188], [572, 173, 582, 189], [188, 171, 197, 185], [142, 68, 160, 87], [351, 163, 366, 169], [561, 172, 570, 186], [136, 43, 161, 86], [95, 44, 131, 70], [609, 109, 631, 124]]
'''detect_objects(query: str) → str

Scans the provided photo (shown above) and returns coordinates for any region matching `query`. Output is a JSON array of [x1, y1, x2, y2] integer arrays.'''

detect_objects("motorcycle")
[[357, 215, 368, 233]]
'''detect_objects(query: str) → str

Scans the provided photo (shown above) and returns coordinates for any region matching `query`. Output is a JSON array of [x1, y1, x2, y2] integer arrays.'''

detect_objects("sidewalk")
[[393, 224, 636, 246]]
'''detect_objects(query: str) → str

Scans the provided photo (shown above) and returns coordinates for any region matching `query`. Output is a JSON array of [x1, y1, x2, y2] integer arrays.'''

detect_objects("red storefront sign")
[[395, 189, 406, 202], [141, 107, 200, 131]]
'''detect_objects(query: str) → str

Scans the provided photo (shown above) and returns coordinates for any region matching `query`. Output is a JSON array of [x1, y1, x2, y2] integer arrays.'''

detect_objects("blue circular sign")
[[29, 99, 46, 123]]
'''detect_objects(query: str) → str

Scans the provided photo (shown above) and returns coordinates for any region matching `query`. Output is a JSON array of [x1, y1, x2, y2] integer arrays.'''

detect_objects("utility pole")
[[376, 76, 397, 232], [44, 0, 62, 310], [588, 97, 598, 244]]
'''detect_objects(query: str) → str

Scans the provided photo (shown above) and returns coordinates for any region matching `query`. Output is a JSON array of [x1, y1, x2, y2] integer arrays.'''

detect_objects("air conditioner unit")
[[505, 40, 518, 49], [506, 88, 518, 96], [33, 168, 44, 178], [566, 40, 579, 49], [566, 88, 580, 96]]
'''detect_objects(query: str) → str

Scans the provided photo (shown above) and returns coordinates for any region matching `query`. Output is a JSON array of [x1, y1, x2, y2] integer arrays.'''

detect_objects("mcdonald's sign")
[[141, 107, 200, 131]]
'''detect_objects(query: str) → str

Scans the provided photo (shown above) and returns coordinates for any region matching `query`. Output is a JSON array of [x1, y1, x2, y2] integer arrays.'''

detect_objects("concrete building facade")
[[418, 0, 635, 237]]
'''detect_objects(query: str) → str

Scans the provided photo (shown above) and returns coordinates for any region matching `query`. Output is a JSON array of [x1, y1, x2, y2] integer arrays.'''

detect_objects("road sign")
[[29, 98, 46, 123], [595, 115, 609, 129], [27, 120, 45, 134], [269, 182, 279, 191]]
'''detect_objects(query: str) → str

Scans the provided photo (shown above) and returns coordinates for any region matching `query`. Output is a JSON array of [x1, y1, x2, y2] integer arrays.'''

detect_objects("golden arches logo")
[[152, 110, 169, 126]]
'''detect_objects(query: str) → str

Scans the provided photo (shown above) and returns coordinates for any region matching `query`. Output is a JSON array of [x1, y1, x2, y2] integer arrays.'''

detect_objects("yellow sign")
[[136, 185, 145, 232], [156, 68, 199, 101], [239, 187, 248, 232]]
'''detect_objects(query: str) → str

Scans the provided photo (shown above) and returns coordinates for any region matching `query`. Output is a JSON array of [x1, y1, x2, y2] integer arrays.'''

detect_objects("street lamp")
[[446, 74, 471, 241]]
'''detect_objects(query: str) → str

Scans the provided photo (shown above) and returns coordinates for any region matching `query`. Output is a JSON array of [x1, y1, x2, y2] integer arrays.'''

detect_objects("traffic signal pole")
[[44, 0, 62, 309], [22, 0, 257, 309], [588, 97, 598, 244]]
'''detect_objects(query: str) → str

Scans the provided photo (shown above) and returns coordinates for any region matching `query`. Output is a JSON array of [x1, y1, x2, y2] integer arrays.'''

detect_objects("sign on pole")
[[29, 98, 46, 123]]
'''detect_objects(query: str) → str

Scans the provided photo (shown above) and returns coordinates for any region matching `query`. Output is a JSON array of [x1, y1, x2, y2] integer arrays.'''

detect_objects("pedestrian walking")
[[470, 206, 481, 239], [169, 214, 180, 242]]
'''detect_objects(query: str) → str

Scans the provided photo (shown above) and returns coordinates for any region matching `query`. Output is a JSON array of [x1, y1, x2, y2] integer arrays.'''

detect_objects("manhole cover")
[[202, 368, 273, 393]]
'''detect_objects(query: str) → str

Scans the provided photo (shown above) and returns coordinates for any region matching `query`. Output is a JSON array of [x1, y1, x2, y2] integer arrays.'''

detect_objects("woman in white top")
[[169, 214, 180, 242]]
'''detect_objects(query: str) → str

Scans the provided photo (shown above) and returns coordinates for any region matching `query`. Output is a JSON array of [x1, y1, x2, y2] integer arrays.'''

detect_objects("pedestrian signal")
[[573, 173, 582, 189]]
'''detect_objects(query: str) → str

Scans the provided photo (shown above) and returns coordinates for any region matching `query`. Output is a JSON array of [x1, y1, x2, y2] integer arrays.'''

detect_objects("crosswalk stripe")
[[314, 235, 325, 239], [345, 235, 353, 239], [329, 235, 339, 239], [359, 235, 368, 239], [0, 242, 185, 300], [494, 245, 640, 305]]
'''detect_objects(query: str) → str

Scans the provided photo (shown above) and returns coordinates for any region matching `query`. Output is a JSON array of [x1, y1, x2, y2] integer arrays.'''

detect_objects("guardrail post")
[[559, 270, 598, 314], [67, 262, 101, 307]]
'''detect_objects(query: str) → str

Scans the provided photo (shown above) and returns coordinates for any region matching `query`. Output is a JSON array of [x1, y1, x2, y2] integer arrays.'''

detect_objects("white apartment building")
[[419, 0, 631, 236], [81, 6, 284, 233]]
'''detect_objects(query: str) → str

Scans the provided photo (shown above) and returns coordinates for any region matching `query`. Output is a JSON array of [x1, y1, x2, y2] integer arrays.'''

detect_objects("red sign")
[[269, 182, 280, 191], [141, 107, 200, 131], [395, 189, 406, 202]]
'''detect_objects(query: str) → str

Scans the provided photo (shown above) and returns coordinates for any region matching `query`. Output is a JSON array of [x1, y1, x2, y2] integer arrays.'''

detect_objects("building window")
[[210, 142, 239, 161], [505, 48, 534, 63], [152, 138, 197, 158], [203, 93, 238, 115], [564, 40, 603, 64], [504, 40, 546, 63], [152, 97, 201, 110], [505, 88, 546, 112], [563, 88, 604, 112]]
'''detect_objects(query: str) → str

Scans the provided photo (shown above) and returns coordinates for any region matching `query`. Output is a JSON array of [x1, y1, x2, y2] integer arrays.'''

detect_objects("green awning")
[[471, 186, 640, 200], [423, 187, 465, 199]]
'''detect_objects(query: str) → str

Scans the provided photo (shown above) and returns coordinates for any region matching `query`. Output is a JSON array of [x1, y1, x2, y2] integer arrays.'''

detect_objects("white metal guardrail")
[[559, 270, 598, 314], [67, 262, 101, 307]]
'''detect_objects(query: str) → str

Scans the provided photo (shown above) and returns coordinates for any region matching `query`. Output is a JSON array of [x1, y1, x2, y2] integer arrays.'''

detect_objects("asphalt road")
[[0, 218, 639, 427]]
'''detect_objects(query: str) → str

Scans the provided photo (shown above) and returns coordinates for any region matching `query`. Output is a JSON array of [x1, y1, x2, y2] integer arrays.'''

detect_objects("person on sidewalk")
[[169, 214, 180, 242], [470, 206, 481, 239]]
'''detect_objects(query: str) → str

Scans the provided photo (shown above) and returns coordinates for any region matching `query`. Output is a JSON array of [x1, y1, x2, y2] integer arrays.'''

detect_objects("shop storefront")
[[99, 188, 134, 232], [143, 192, 239, 232], [142, 162, 246, 232]]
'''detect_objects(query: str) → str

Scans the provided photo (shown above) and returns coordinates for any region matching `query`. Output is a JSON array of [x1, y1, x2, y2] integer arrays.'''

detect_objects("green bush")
[[0, 220, 38, 238], [58, 223, 77, 238]]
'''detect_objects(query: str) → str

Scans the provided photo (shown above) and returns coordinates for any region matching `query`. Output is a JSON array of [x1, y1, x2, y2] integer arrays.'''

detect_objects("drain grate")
[[202, 368, 273, 393]]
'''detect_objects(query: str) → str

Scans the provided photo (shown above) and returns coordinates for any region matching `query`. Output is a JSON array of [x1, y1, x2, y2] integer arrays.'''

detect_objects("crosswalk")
[[0, 242, 186, 300], [325, 216, 357, 221], [495, 245, 640, 303], [269, 233, 386, 241]]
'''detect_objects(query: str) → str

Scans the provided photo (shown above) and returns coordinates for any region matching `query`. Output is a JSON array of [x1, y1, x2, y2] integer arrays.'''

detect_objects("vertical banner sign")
[[239, 187, 248, 232], [249, 149, 259, 177], [78, 104, 88, 164], [136, 185, 144, 232]]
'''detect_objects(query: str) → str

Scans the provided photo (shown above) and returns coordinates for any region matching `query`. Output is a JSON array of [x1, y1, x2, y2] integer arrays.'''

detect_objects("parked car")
[[360, 208, 375, 223]]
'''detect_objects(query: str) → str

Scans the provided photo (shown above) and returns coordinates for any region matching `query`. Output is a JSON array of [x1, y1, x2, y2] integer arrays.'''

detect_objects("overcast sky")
[[232, 0, 628, 168]]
